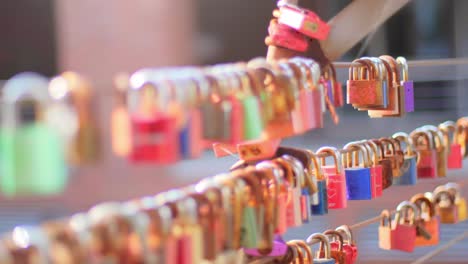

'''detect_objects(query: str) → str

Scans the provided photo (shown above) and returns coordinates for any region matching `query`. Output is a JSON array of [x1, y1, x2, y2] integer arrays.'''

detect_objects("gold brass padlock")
[[433, 189, 458, 224], [446, 183, 467, 222]]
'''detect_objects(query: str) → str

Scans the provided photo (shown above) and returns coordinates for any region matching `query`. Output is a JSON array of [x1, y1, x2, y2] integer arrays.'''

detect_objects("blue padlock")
[[393, 132, 418, 185], [309, 151, 328, 215], [342, 143, 373, 200]]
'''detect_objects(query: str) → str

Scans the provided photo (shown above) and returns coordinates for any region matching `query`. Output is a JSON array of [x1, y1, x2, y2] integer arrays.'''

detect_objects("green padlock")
[[239, 71, 264, 140], [1, 72, 67, 196]]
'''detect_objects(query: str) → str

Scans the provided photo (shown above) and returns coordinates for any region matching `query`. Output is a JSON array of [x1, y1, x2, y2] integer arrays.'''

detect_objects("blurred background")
[[0, 0, 468, 263]]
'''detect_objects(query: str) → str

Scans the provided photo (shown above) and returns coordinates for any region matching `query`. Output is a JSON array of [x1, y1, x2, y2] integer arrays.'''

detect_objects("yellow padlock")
[[446, 183, 467, 222]]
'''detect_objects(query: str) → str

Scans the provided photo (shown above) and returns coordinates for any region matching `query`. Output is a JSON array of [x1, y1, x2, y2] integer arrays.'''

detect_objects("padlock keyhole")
[[17, 99, 38, 124]]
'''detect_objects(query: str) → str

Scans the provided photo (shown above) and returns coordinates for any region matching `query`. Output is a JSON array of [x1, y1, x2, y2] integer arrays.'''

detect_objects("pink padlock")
[[317, 147, 348, 209]]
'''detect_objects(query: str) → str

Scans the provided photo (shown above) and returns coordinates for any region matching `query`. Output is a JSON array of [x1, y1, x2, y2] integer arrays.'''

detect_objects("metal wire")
[[410, 231, 468, 264], [333, 58, 468, 68]]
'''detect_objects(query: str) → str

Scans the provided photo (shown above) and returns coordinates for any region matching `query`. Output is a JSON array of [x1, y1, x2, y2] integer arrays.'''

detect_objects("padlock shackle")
[[380, 55, 401, 83], [316, 146, 342, 174], [281, 155, 305, 189], [420, 125, 445, 149], [379, 209, 392, 228], [305, 233, 331, 259], [410, 130, 435, 150], [433, 190, 456, 206], [323, 229, 344, 251], [445, 182, 463, 199], [287, 240, 314, 263], [290, 57, 321, 89], [395, 201, 420, 225], [341, 143, 371, 168], [336, 225, 355, 245], [410, 194, 436, 219], [392, 132, 417, 157], [396, 57, 409, 82], [305, 150, 326, 181]]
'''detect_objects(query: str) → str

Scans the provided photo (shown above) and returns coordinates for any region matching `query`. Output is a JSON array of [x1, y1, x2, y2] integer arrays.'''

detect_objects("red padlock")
[[335, 225, 358, 264], [269, 22, 309, 52], [316, 147, 347, 209], [278, 3, 330, 40], [128, 78, 180, 164], [410, 130, 437, 178], [439, 121, 463, 169]]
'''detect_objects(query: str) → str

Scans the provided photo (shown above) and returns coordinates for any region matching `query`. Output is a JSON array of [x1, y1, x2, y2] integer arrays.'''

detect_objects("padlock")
[[410, 130, 437, 178], [278, 3, 330, 40], [379, 137, 404, 178], [306, 233, 336, 264], [287, 240, 314, 264], [433, 189, 458, 224], [3, 225, 51, 263], [360, 140, 383, 197], [393, 201, 419, 252], [335, 225, 358, 264], [455, 117, 468, 158], [269, 22, 309, 52], [276, 62, 306, 134], [378, 203, 418, 253], [290, 57, 324, 129], [275, 147, 318, 223], [273, 157, 302, 228], [317, 147, 348, 209], [396, 57, 414, 112], [371, 139, 393, 190], [439, 121, 463, 169], [127, 71, 180, 163], [48, 72, 100, 165], [0, 72, 68, 196], [309, 151, 329, 215], [232, 70, 264, 141], [392, 132, 418, 185], [342, 143, 373, 200], [421, 125, 447, 177], [112, 73, 133, 157], [347, 58, 386, 109], [281, 155, 308, 226], [256, 161, 288, 235], [323, 230, 346, 264], [247, 61, 296, 139], [367, 56, 405, 117], [410, 194, 440, 246], [445, 182, 467, 222]]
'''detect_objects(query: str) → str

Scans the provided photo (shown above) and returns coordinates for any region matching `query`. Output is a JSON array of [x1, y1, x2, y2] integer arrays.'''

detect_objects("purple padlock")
[[397, 57, 414, 112], [402, 80, 414, 112], [243, 235, 288, 257]]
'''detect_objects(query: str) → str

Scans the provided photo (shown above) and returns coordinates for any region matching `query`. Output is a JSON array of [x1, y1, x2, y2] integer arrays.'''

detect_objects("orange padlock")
[[410, 194, 440, 246]]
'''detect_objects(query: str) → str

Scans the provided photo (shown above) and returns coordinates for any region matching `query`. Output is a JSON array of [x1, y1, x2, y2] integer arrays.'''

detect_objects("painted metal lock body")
[[410, 130, 437, 178], [280, 155, 308, 227], [290, 58, 323, 130], [372, 139, 393, 190], [246, 63, 296, 140], [342, 143, 373, 200], [317, 147, 348, 209], [380, 138, 404, 178], [49, 72, 100, 165], [346, 59, 385, 108], [278, 4, 330, 40], [439, 121, 463, 169], [396, 57, 415, 112], [360, 140, 383, 197], [366, 57, 401, 117], [335, 225, 358, 264], [392, 132, 418, 185], [354, 58, 389, 111], [410, 194, 440, 246], [421, 125, 447, 177], [269, 23, 309, 52], [434, 190, 458, 224], [454, 117, 468, 158], [306, 233, 336, 264], [0, 72, 68, 196], [445, 183, 467, 222], [276, 63, 307, 135], [324, 230, 346, 264], [379, 203, 417, 253]]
